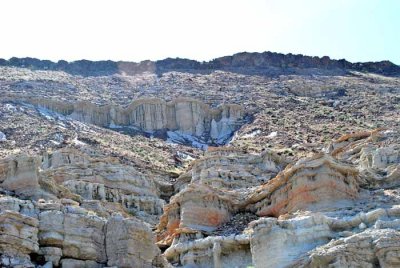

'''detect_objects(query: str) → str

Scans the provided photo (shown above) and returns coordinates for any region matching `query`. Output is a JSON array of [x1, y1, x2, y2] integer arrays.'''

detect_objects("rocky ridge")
[[1, 51, 400, 76]]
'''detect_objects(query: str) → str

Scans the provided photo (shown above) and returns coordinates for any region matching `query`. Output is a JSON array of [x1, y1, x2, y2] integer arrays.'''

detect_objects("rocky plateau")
[[0, 51, 400, 267]]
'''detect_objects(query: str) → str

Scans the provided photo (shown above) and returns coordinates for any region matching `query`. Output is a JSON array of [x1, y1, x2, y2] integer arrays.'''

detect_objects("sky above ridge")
[[1, 0, 399, 64]]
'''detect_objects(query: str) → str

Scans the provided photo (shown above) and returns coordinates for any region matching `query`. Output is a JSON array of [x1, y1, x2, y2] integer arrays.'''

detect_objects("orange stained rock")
[[207, 210, 227, 226], [156, 218, 180, 246], [334, 128, 385, 143], [252, 154, 360, 217]]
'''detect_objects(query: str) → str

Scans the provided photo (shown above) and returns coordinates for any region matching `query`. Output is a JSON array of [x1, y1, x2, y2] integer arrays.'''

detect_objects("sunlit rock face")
[[299, 229, 400, 268], [327, 129, 400, 189], [0, 155, 42, 198], [0, 192, 168, 267], [106, 216, 165, 268], [1, 54, 400, 268], [0, 148, 167, 225], [40, 148, 166, 225], [0, 210, 39, 267], [156, 149, 287, 247], [250, 154, 360, 217], [28, 97, 246, 147], [250, 215, 334, 268]]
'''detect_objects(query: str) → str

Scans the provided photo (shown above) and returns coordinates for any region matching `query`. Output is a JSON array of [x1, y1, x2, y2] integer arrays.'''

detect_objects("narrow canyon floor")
[[1, 55, 400, 268]]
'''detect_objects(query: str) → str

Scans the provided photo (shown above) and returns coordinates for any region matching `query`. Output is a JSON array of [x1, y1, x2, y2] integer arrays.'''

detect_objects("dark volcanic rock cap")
[[1, 51, 399, 77]]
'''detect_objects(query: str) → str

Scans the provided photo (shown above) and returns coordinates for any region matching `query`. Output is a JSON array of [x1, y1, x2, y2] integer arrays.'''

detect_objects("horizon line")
[[1, 50, 399, 66]]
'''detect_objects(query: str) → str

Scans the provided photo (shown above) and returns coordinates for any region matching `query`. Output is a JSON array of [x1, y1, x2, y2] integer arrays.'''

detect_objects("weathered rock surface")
[[0, 153, 79, 201], [41, 148, 165, 224], [2, 130, 400, 267], [189, 149, 284, 189], [39, 209, 107, 263], [300, 229, 400, 268], [165, 234, 252, 268], [0, 195, 169, 268], [0, 147, 166, 224], [0, 210, 39, 267], [28, 98, 245, 145], [1, 52, 400, 268], [251, 205, 400, 268], [328, 129, 400, 189], [0, 155, 41, 198], [157, 149, 286, 246], [250, 154, 360, 217], [106, 216, 165, 268], [250, 214, 333, 268]]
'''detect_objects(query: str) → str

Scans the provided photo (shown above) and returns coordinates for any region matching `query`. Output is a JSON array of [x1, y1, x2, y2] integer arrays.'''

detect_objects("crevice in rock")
[[29, 253, 46, 266]]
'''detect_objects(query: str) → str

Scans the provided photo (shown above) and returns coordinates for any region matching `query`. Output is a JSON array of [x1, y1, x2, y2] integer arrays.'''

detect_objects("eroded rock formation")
[[164, 234, 252, 268], [156, 149, 287, 246], [41, 148, 165, 223], [250, 154, 360, 217], [0, 148, 166, 225], [0, 196, 168, 267], [1, 127, 400, 267], [27, 98, 246, 146], [0, 210, 39, 267], [250, 205, 400, 268], [0, 155, 41, 198], [250, 214, 333, 268], [1, 56, 400, 268], [300, 229, 400, 267]]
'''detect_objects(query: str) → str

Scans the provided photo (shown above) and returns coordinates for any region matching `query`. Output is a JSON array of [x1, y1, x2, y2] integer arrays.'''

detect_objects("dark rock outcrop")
[[1, 51, 399, 77]]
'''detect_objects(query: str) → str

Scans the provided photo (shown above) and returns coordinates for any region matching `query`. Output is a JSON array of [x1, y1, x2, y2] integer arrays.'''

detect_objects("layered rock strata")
[[250, 206, 400, 268], [1, 128, 400, 267], [163, 205, 400, 268], [249, 154, 360, 217], [28, 98, 246, 145], [0, 210, 39, 267], [0, 148, 166, 224], [299, 229, 400, 267], [164, 234, 252, 268], [157, 149, 287, 246], [0, 196, 168, 267], [0, 155, 41, 198], [327, 129, 400, 190]]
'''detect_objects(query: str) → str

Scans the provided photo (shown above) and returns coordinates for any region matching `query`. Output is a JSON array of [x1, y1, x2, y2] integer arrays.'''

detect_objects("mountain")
[[1, 51, 400, 267]]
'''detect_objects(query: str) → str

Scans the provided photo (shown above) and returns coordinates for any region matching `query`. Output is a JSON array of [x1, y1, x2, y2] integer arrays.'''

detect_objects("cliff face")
[[29, 98, 246, 146], [2, 52, 400, 267], [1, 125, 400, 267], [1, 51, 399, 76], [0, 148, 171, 267]]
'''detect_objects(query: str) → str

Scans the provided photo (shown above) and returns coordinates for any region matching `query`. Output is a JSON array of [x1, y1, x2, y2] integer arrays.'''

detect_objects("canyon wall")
[[1, 129, 400, 267], [29, 98, 246, 145]]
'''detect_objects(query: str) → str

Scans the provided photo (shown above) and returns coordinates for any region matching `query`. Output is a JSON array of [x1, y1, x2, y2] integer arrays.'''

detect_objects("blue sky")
[[0, 0, 399, 64]]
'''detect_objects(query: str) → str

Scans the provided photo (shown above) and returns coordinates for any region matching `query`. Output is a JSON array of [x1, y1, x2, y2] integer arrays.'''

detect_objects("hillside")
[[1, 52, 400, 268]]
